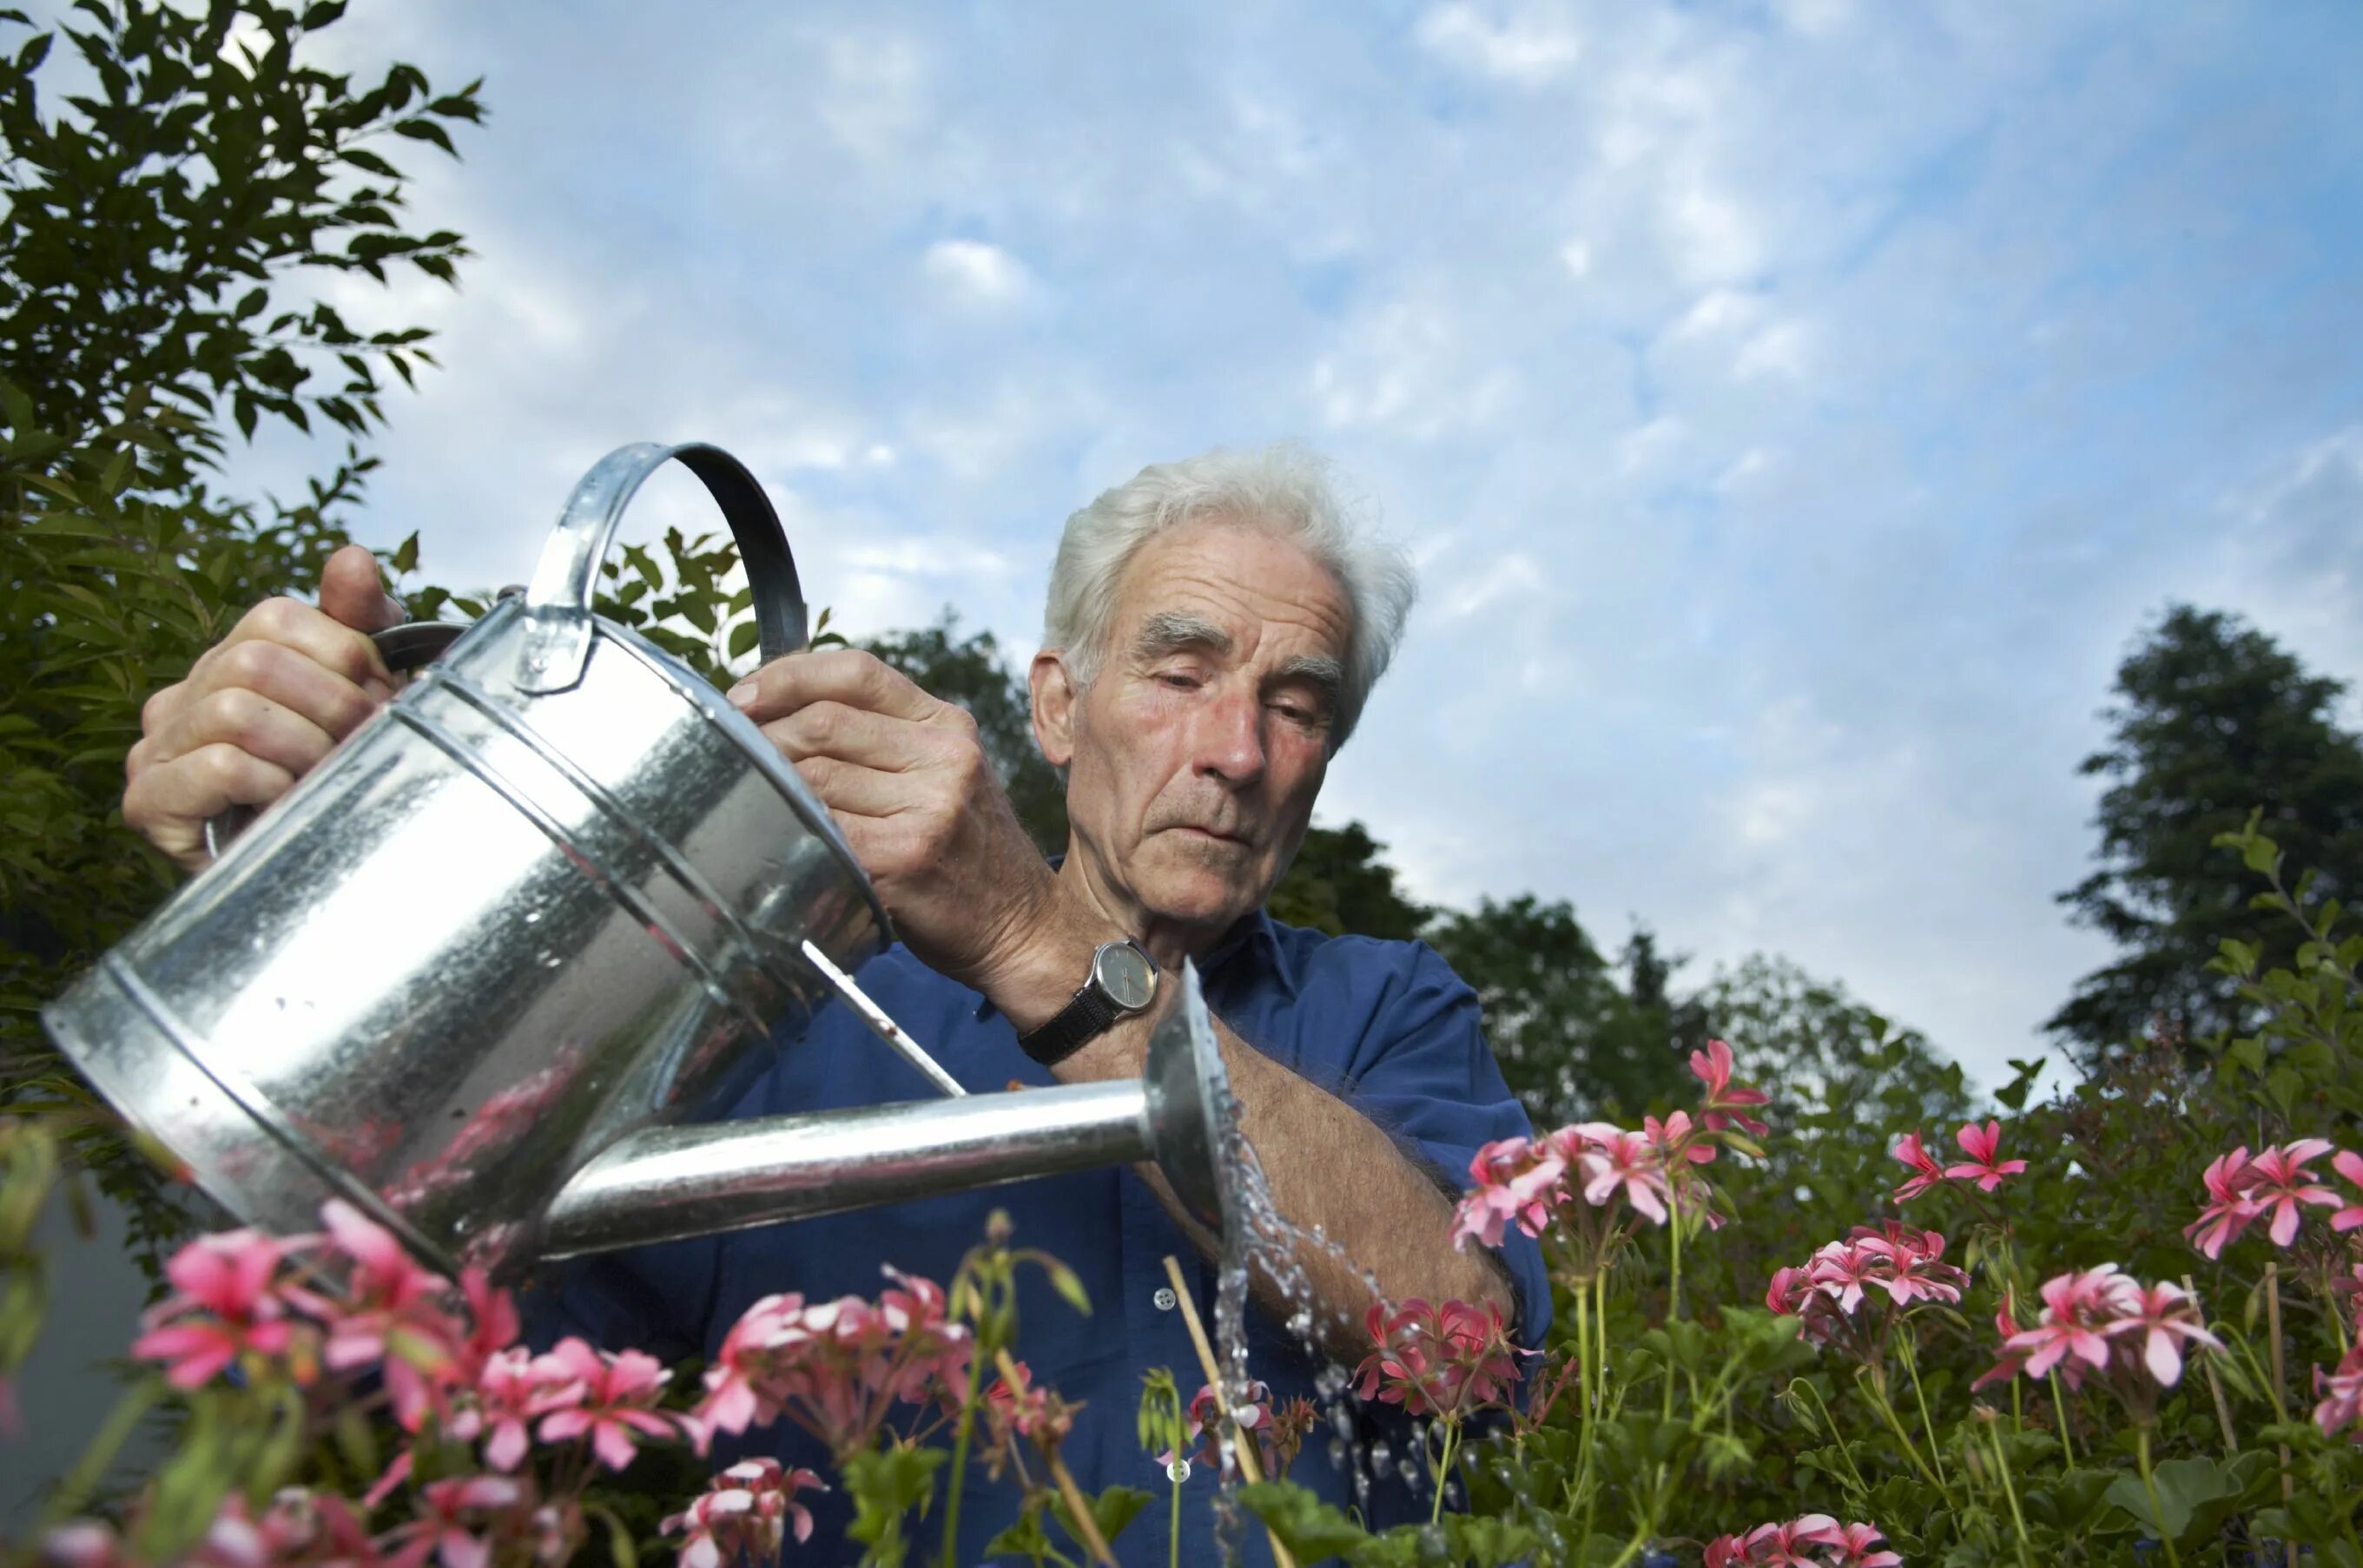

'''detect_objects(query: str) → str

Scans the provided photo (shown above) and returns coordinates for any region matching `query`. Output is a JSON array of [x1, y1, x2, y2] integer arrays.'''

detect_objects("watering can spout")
[[538, 963, 1237, 1261]]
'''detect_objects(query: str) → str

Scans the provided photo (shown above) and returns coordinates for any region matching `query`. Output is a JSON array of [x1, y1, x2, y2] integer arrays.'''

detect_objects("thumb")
[[318, 543, 407, 634]]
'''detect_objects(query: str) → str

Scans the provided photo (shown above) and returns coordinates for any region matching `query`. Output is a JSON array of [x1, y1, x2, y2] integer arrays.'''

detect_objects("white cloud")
[[1559, 238, 1594, 279], [922, 240, 1033, 308], [1416, 3, 1582, 86]]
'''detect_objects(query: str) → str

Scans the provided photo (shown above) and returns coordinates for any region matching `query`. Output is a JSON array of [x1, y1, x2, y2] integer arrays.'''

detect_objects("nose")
[[1191, 682, 1267, 787]]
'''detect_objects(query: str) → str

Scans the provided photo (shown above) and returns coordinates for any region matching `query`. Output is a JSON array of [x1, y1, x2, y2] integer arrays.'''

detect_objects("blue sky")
[[223, 0, 2363, 1090]]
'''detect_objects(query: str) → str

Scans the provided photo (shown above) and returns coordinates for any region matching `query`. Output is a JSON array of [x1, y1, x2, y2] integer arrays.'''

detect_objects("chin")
[[1136, 846, 1264, 931]]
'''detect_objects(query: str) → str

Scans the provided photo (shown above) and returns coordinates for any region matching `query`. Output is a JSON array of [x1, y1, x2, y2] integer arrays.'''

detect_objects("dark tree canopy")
[[1268, 819, 1430, 942], [2050, 604, 2363, 1060]]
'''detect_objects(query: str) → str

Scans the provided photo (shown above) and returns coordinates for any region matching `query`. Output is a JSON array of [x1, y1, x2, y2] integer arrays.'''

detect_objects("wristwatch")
[[1018, 939, 1160, 1065]]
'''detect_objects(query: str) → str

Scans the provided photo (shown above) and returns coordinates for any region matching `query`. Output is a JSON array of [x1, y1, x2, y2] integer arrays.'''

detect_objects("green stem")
[[1858, 1367, 1951, 1503], [1168, 1479, 1181, 1568], [1898, 1335, 1950, 1490], [1568, 1279, 1597, 1510], [1664, 1215, 1682, 1422], [2135, 1426, 2184, 1568], [1429, 1418, 1462, 1525], [2047, 1369, 2079, 1466], [1983, 1420, 2036, 1568], [940, 1352, 985, 1567], [1791, 1379, 1872, 1503]]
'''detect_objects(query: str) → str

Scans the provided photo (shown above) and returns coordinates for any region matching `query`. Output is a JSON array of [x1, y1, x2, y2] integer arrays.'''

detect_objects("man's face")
[[1051, 517, 1352, 951]]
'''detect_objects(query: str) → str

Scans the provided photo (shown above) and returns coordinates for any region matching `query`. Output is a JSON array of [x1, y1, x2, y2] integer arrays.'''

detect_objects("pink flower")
[[532, 1338, 683, 1472], [1703, 1536, 1748, 1568], [1854, 1223, 1969, 1308], [1831, 1520, 1903, 1567], [314, 1202, 464, 1429], [41, 1522, 133, 1568], [2101, 1280, 2222, 1388], [696, 1292, 809, 1438], [1688, 1038, 1770, 1137], [2003, 1265, 2137, 1380], [471, 1347, 584, 1472], [1973, 1304, 2036, 1391], [1163, 1380, 1274, 1471], [382, 1475, 524, 1568], [2329, 1149, 2363, 1233], [1451, 1137, 1568, 1251], [1645, 1110, 1717, 1167], [1571, 1128, 1672, 1226], [1943, 1120, 2028, 1193], [1742, 1513, 1844, 1566], [1354, 1298, 1524, 1419], [2313, 1343, 2363, 1440], [1890, 1131, 1950, 1204], [663, 1458, 825, 1568], [2247, 1140, 2343, 1246], [2184, 1147, 2264, 1260], [130, 1229, 300, 1389], [1805, 1238, 1886, 1315]]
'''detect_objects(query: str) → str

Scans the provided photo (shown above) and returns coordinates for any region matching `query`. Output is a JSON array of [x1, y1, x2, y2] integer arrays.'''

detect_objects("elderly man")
[[123, 445, 1548, 1564]]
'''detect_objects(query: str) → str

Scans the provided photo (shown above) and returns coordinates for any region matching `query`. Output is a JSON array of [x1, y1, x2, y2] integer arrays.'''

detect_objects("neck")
[[1053, 840, 1232, 972]]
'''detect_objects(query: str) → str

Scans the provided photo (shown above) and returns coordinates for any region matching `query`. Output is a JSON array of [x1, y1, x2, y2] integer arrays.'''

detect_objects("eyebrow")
[[1133, 610, 1233, 660]]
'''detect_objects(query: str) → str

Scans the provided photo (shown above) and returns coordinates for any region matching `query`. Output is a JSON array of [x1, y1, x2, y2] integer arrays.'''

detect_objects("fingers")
[[318, 543, 408, 634], [208, 595, 397, 698], [728, 647, 944, 728], [122, 743, 298, 873], [155, 636, 386, 766], [791, 754, 930, 820], [759, 700, 963, 773]]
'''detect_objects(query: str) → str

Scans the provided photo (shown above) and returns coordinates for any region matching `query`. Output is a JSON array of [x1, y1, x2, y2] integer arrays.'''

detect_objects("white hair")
[[1042, 444, 1416, 749]]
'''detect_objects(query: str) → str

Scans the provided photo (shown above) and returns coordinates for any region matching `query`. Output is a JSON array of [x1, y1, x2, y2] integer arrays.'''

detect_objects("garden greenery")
[[1, 817, 2359, 1565]]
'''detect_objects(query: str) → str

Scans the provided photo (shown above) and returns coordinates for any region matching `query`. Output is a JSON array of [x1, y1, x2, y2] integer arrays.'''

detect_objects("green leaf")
[[728, 618, 761, 660], [1042, 1259, 1092, 1317], [2102, 1455, 2245, 1547], [1238, 1479, 1370, 1560], [1052, 1484, 1152, 1553], [389, 529, 419, 575]]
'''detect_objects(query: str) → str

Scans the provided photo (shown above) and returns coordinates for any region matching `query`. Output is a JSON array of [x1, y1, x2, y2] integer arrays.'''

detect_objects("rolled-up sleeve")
[[1310, 939, 1556, 1352]]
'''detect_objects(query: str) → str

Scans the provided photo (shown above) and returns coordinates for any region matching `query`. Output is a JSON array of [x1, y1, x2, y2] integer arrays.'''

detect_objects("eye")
[[1157, 672, 1201, 691]]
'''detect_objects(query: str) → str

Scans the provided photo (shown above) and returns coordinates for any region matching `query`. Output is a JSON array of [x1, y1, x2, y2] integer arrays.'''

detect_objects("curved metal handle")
[[201, 620, 466, 861], [514, 443, 807, 695]]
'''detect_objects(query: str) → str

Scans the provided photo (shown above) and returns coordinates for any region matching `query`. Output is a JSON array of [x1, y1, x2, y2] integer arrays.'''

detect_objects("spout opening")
[[1141, 963, 1238, 1245]]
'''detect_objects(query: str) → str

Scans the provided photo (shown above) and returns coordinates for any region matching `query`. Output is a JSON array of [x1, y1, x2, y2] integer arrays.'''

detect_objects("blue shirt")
[[534, 909, 1549, 1565]]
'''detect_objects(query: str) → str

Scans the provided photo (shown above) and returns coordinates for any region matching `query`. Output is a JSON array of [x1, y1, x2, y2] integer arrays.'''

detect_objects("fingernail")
[[726, 679, 758, 712]]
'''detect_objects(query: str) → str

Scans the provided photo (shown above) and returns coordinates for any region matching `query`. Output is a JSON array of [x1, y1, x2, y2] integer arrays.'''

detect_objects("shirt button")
[[1167, 1458, 1191, 1483], [1153, 1286, 1178, 1312]]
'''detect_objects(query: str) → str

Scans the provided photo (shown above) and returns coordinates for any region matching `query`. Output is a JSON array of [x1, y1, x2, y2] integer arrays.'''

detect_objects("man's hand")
[[729, 647, 1058, 995], [125, 544, 406, 871]]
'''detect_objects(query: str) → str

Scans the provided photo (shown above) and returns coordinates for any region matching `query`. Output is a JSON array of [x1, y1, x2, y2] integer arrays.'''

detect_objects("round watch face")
[[1095, 941, 1158, 1011]]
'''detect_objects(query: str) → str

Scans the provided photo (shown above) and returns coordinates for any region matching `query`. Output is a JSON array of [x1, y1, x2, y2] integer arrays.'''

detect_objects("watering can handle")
[[514, 442, 807, 695]]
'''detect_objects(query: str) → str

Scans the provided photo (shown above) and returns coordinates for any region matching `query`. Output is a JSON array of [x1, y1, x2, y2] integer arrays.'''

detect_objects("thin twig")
[[1162, 1255, 1298, 1568], [2181, 1275, 2239, 1456]]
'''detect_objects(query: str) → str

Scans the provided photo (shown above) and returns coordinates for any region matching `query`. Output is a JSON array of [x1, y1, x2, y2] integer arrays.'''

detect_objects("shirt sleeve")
[[1312, 938, 1555, 1352]]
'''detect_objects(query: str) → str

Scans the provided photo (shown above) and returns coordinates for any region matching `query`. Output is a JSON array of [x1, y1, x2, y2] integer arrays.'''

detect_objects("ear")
[[1029, 649, 1077, 768]]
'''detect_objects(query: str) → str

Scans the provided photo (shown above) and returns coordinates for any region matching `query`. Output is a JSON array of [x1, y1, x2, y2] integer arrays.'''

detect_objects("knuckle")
[[218, 637, 285, 688], [245, 596, 308, 640], [140, 681, 184, 735], [201, 687, 270, 749]]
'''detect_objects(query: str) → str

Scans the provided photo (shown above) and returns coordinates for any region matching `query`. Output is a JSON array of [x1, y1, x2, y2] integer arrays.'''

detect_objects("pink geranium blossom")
[[1354, 1298, 1524, 1420], [2184, 1148, 2264, 1260], [130, 1229, 304, 1390], [1889, 1131, 1950, 1204], [2329, 1149, 2363, 1232], [470, 1347, 584, 1472], [1569, 1128, 1672, 1225], [1830, 1521, 1904, 1567], [532, 1338, 684, 1472], [1450, 1137, 1567, 1251], [381, 1475, 525, 1568], [1741, 1513, 1844, 1565], [1688, 1038, 1770, 1137], [314, 1201, 465, 1431], [663, 1459, 825, 1568], [2005, 1265, 2138, 1379], [2314, 1343, 2363, 1440], [1943, 1120, 2028, 1192], [1854, 1222, 1969, 1308], [1645, 1110, 1718, 1167], [1160, 1380, 1275, 1472], [2247, 1139, 2343, 1246], [2101, 1280, 2222, 1387]]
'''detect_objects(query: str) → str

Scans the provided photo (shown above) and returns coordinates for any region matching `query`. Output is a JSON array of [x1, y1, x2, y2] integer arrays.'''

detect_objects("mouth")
[[1172, 825, 1252, 848]]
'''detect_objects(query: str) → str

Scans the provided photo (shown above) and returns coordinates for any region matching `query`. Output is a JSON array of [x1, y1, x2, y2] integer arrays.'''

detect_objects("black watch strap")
[[1018, 983, 1125, 1066]]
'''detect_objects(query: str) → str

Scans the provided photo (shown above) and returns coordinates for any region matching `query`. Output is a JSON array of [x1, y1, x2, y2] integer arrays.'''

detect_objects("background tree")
[[1268, 818, 1429, 940], [0, 0, 483, 1255], [2050, 603, 2363, 1063]]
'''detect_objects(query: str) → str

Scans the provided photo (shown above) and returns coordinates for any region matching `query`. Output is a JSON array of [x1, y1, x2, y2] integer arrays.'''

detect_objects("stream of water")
[[1204, 1094, 1466, 1560]]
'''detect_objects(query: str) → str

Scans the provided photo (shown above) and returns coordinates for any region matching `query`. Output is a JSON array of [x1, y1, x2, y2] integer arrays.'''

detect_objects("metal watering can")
[[43, 442, 1238, 1280]]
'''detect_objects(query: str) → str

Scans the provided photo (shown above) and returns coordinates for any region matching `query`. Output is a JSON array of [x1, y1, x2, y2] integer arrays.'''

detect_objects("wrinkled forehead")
[[1106, 516, 1352, 668]]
